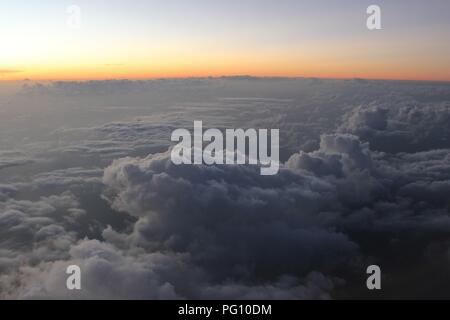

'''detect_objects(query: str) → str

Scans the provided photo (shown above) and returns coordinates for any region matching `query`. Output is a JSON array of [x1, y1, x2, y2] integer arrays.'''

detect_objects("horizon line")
[[1, 74, 450, 84]]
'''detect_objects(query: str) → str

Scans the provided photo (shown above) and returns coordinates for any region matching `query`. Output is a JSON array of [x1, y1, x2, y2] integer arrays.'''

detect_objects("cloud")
[[0, 185, 17, 201], [0, 192, 85, 297], [98, 132, 450, 298], [1, 78, 450, 298], [0, 193, 84, 252], [338, 101, 450, 153], [102, 149, 358, 281], [0, 151, 35, 170], [2, 239, 338, 300]]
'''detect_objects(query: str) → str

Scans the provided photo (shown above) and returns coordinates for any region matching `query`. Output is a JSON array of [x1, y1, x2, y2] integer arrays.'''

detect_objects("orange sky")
[[1, 1, 450, 82]]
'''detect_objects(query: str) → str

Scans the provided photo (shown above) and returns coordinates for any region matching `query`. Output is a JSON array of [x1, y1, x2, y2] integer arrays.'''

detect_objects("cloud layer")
[[1, 78, 450, 299]]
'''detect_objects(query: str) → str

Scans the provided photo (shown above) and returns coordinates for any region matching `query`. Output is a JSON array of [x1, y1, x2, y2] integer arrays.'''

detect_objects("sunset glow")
[[1, 0, 450, 81]]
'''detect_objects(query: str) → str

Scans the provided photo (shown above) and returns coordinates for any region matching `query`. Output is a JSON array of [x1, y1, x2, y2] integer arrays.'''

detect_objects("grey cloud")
[[339, 101, 450, 153], [102, 150, 358, 282], [2, 78, 450, 299], [0, 151, 35, 170]]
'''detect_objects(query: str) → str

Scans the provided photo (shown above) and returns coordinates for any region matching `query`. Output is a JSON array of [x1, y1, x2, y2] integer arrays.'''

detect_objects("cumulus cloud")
[[0, 192, 84, 299], [1, 78, 450, 299], [0, 193, 83, 251], [338, 101, 450, 153], [102, 150, 358, 282], [3, 239, 337, 300], [97, 131, 450, 298]]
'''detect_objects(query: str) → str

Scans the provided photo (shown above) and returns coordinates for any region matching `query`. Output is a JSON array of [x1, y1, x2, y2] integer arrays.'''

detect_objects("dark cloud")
[[1, 78, 450, 299], [339, 101, 450, 153]]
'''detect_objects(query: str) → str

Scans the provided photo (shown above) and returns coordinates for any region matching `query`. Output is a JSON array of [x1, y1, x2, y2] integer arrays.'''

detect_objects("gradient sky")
[[1, 0, 450, 81]]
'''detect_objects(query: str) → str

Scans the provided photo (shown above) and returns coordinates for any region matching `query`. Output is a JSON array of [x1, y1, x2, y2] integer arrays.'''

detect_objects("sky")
[[1, 0, 450, 81]]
